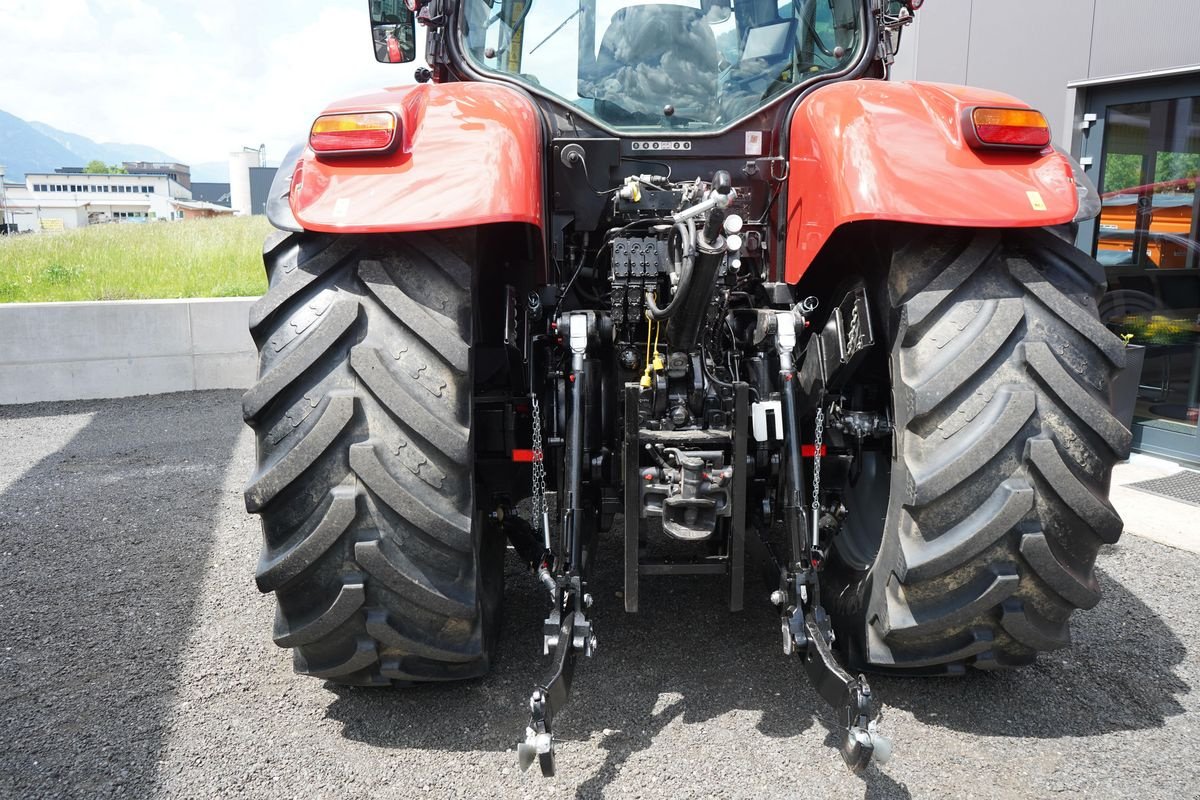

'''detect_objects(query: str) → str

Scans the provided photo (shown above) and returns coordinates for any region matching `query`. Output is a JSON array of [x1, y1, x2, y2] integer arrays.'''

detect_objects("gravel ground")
[[0, 390, 1196, 799]]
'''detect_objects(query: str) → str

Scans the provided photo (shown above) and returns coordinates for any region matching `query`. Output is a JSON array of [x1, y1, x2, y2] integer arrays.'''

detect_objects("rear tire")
[[242, 229, 503, 685], [834, 226, 1130, 673]]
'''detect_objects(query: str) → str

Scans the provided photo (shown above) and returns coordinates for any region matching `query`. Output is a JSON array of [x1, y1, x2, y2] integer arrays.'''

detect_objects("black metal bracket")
[[517, 597, 594, 777], [623, 382, 748, 613], [797, 608, 890, 774], [797, 286, 875, 400]]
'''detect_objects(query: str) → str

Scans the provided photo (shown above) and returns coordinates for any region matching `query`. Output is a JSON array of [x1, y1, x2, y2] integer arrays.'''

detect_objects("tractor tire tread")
[[243, 230, 495, 687], [854, 226, 1127, 673]]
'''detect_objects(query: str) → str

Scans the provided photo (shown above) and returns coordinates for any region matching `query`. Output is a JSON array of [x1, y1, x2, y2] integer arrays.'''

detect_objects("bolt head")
[[770, 590, 787, 606]]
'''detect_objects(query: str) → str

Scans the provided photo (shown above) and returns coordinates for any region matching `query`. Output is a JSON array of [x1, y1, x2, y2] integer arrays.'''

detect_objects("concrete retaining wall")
[[0, 298, 258, 405]]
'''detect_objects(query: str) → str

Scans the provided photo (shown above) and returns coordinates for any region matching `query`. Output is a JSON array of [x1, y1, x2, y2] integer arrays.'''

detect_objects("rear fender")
[[785, 81, 1080, 283], [289, 83, 544, 236]]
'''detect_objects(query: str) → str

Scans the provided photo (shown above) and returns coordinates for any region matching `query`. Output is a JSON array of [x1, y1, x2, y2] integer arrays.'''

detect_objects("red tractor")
[[243, 0, 1128, 776]]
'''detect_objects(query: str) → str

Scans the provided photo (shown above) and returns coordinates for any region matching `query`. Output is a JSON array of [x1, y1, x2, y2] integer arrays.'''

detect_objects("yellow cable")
[[640, 309, 653, 388], [644, 309, 653, 365], [651, 318, 664, 372]]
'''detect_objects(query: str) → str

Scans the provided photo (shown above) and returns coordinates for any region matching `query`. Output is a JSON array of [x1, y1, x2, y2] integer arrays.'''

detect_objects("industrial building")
[[0, 151, 277, 232], [121, 161, 193, 191], [0, 171, 193, 231]]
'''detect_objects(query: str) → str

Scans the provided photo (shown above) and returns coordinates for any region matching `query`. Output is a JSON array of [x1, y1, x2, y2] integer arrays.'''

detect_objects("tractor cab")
[[457, 0, 865, 130]]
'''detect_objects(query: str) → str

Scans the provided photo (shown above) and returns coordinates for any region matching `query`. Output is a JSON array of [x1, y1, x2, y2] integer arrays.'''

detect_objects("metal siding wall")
[[895, 1, 973, 85], [965, 0, 1095, 141], [1089, 0, 1200, 78]]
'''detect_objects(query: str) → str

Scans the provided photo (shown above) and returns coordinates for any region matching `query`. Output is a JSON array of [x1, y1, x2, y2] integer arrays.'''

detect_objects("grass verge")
[[0, 216, 272, 303]]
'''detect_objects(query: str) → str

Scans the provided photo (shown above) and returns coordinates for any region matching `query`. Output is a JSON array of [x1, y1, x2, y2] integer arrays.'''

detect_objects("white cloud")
[[0, 0, 421, 165]]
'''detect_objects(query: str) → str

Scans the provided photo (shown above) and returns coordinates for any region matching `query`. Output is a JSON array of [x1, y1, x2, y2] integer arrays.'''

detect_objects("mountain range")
[[0, 108, 229, 183]]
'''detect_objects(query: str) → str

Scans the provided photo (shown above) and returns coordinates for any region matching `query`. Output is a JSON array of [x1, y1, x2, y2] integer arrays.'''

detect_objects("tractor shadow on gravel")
[[0, 391, 247, 798], [871, 548, 1190, 740], [324, 539, 1186, 799]]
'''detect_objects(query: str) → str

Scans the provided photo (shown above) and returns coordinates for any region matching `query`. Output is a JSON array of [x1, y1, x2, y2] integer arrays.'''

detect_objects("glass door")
[[1080, 76, 1200, 465]]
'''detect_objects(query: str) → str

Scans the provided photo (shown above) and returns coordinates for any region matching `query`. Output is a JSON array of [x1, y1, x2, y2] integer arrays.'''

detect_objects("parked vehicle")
[[241, 0, 1128, 776], [1097, 177, 1198, 268]]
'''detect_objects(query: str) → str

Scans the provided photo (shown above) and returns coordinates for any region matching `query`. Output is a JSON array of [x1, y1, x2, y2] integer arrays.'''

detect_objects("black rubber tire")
[[834, 226, 1130, 673], [242, 229, 503, 685]]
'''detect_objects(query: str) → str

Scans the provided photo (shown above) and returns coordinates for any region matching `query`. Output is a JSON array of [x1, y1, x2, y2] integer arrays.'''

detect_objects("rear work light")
[[965, 107, 1051, 150], [309, 111, 399, 155]]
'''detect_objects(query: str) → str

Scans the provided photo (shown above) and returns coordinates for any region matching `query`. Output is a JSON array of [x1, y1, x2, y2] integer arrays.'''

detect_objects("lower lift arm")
[[774, 307, 892, 775]]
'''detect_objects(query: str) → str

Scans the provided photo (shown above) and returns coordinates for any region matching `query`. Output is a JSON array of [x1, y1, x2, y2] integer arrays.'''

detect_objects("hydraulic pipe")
[[664, 171, 733, 353], [666, 234, 725, 354]]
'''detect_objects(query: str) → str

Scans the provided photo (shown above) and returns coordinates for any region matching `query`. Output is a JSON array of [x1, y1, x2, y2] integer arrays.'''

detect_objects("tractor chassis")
[[515, 300, 892, 777]]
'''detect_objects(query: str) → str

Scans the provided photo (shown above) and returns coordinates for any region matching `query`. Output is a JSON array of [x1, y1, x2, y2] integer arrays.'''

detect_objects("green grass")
[[0, 215, 273, 303]]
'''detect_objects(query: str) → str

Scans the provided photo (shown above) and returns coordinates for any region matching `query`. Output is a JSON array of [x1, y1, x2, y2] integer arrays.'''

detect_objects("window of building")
[[1090, 89, 1200, 463]]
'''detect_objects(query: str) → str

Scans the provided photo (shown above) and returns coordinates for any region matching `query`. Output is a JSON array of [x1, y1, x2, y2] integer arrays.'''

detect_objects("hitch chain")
[[530, 395, 551, 550], [811, 401, 825, 556]]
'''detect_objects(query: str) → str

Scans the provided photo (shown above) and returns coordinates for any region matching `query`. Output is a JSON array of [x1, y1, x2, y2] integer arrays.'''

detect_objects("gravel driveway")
[[0, 390, 1196, 799]]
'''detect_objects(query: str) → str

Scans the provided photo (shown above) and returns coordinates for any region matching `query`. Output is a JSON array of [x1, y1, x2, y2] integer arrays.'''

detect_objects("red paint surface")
[[291, 82, 543, 234], [785, 81, 1079, 282]]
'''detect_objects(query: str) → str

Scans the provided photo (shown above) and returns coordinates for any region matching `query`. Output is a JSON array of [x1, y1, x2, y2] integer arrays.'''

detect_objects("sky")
[[0, 0, 423, 166]]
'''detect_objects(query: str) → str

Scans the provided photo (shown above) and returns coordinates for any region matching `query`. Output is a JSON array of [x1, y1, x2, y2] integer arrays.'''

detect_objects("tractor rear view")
[[242, 0, 1128, 775]]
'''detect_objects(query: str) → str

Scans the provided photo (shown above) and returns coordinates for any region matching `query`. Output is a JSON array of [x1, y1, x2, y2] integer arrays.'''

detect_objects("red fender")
[[785, 81, 1079, 283], [290, 83, 543, 234]]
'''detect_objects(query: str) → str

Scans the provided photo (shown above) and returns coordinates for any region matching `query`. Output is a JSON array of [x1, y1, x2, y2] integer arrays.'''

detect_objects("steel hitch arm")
[[517, 311, 599, 778], [517, 582, 595, 777], [774, 311, 891, 775], [798, 607, 892, 774]]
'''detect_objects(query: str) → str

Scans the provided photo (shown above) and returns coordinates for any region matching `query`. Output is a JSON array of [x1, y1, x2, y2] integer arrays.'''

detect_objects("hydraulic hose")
[[645, 221, 695, 320], [666, 233, 725, 355], [647, 172, 732, 354]]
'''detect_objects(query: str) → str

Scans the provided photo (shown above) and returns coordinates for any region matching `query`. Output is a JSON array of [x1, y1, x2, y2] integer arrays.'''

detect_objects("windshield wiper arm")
[[530, 6, 584, 55]]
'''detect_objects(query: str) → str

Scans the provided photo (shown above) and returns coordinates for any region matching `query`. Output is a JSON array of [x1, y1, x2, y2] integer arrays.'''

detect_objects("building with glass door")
[[895, 0, 1200, 465]]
